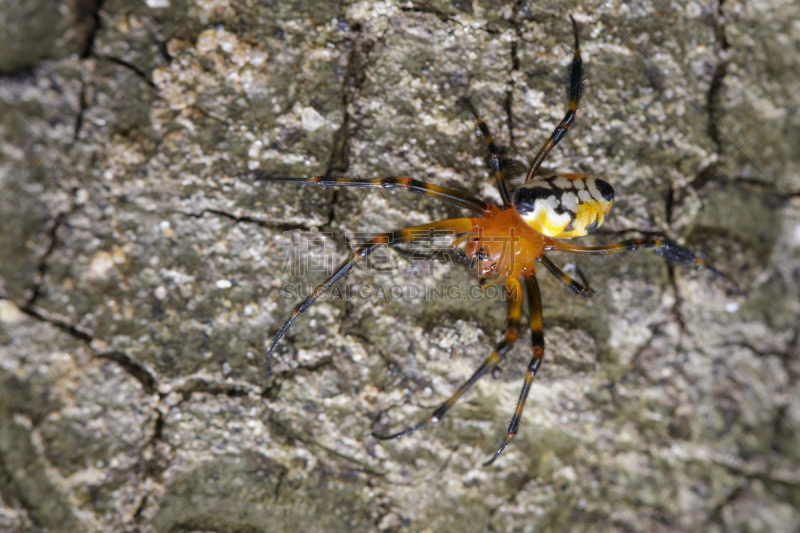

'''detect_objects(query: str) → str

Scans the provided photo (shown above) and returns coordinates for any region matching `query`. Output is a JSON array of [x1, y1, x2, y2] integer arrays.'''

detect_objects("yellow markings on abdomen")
[[513, 174, 614, 239]]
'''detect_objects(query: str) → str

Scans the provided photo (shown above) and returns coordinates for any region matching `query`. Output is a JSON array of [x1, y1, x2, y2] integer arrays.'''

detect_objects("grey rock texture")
[[0, 0, 102, 75], [1, 0, 799, 531]]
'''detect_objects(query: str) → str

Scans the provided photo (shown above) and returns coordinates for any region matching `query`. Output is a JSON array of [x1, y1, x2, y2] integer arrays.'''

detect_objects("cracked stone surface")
[[1, 0, 799, 531]]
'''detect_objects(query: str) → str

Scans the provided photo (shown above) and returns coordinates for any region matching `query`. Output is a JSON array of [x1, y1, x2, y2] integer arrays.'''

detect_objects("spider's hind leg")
[[461, 97, 513, 208], [539, 254, 594, 297], [550, 237, 744, 294], [523, 16, 585, 183]]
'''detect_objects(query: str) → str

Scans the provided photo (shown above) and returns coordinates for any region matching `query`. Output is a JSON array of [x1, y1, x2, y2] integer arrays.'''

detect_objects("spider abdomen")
[[513, 174, 614, 239]]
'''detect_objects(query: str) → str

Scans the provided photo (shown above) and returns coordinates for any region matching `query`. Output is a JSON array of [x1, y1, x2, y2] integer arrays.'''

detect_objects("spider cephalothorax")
[[261, 17, 739, 466]]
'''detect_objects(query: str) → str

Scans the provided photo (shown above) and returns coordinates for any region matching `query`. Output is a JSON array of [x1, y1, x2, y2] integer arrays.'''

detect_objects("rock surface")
[[1, 0, 799, 531]]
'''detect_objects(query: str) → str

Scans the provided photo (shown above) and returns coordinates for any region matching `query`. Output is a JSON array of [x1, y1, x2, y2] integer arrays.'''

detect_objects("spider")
[[261, 17, 739, 466]]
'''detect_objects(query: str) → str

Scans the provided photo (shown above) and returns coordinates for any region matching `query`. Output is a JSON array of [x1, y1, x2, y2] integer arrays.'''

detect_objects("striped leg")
[[372, 276, 524, 440], [462, 98, 512, 208], [259, 175, 498, 217], [539, 254, 594, 297], [523, 17, 585, 183], [266, 218, 479, 375], [484, 273, 545, 466], [550, 238, 743, 293]]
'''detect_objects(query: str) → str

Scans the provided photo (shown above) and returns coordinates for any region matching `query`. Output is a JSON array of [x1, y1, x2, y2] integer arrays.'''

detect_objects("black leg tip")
[[483, 440, 510, 467], [577, 287, 594, 298], [371, 431, 398, 441]]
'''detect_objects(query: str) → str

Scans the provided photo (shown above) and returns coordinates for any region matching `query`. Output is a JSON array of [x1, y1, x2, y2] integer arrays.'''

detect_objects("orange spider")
[[262, 17, 739, 466]]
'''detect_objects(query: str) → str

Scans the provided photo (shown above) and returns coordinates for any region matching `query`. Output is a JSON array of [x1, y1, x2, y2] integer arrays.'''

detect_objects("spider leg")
[[392, 246, 473, 270], [523, 16, 585, 183], [259, 174, 498, 217], [451, 232, 476, 250], [479, 272, 507, 291], [451, 232, 480, 269], [484, 273, 545, 466], [550, 237, 744, 294], [372, 276, 524, 441], [539, 254, 594, 297], [266, 218, 479, 375], [461, 97, 512, 208]]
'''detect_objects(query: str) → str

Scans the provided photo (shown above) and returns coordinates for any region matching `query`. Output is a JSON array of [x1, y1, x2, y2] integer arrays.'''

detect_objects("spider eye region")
[[513, 174, 614, 239]]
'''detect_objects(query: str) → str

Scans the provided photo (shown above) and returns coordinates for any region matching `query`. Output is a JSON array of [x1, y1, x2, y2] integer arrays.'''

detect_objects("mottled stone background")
[[1, 0, 799, 531]]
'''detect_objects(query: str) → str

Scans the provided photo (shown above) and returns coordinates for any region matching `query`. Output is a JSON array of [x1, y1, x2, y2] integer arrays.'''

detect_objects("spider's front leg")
[[257, 174, 498, 216], [371, 276, 524, 441], [265, 218, 479, 375], [484, 272, 546, 466]]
